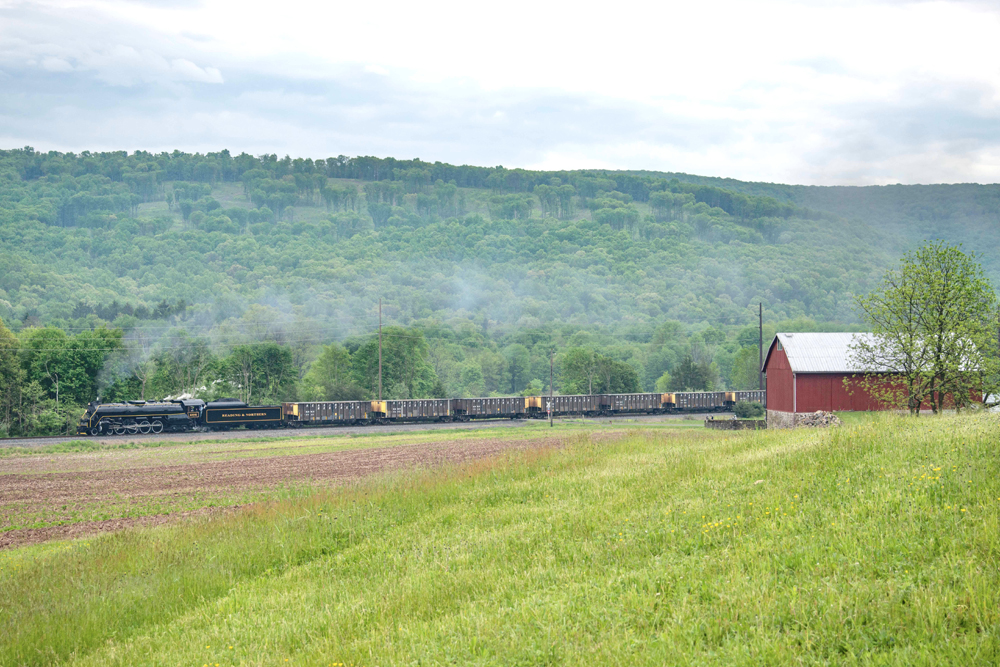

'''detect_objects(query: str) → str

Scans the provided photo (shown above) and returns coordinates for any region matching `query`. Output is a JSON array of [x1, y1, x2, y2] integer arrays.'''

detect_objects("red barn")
[[762, 332, 887, 427]]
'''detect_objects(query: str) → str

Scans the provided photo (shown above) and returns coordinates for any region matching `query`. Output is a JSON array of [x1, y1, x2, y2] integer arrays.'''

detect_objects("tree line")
[[0, 307, 778, 436]]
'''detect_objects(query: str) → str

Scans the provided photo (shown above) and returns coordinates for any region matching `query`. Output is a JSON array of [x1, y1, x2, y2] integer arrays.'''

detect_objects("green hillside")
[[628, 169, 1000, 278], [1, 148, 997, 434], [0, 149, 896, 330]]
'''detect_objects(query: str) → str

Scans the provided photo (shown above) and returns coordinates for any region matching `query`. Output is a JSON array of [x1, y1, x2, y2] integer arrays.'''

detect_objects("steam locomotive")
[[77, 391, 765, 436], [77, 397, 282, 436]]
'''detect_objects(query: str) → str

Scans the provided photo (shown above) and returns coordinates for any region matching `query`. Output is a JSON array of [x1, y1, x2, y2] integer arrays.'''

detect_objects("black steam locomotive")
[[77, 391, 765, 436], [77, 398, 282, 436]]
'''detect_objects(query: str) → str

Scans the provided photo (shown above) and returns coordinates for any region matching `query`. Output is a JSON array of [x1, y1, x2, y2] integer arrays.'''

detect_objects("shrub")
[[733, 401, 764, 418]]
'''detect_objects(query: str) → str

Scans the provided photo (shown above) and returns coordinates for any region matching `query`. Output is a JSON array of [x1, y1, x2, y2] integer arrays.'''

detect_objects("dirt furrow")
[[0, 435, 577, 550]]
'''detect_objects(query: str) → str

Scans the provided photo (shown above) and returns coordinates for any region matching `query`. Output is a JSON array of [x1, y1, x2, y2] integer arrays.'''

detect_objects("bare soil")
[[0, 434, 577, 550]]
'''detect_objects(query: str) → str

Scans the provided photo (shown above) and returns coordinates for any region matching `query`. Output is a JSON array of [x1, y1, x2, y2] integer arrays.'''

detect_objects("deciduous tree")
[[849, 242, 999, 414]]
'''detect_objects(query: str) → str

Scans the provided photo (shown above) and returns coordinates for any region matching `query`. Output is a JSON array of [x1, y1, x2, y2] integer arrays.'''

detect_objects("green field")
[[2, 414, 999, 665]]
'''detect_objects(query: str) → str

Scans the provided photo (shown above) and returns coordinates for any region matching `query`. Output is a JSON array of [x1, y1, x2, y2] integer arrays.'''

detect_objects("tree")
[[126, 330, 158, 401], [223, 342, 295, 403], [654, 371, 671, 393], [164, 335, 214, 396], [459, 363, 485, 396], [670, 354, 712, 391], [849, 242, 999, 414], [479, 350, 506, 395], [0, 317, 24, 435], [368, 202, 392, 228], [520, 379, 544, 397], [225, 345, 256, 403], [502, 343, 530, 394], [351, 327, 438, 398], [561, 347, 599, 394], [556, 184, 575, 219], [17, 327, 121, 407], [301, 342, 363, 400], [593, 357, 640, 393], [254, 342, 296, 400], [593, 204, 640, 232], [729, 346, 761, 390], [71, 327, 124, 402], [18, 328, 73, 408], [562, 348, 639, 394]]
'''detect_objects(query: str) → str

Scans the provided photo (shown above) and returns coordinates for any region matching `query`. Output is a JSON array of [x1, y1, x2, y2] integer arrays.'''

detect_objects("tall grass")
[[1, 414, 998, 665]]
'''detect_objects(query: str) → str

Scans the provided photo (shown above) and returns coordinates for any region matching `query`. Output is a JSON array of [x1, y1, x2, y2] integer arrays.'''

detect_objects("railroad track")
[[0, 412, 715, 449]]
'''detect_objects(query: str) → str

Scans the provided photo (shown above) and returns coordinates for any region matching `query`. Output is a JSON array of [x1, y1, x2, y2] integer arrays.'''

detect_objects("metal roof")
[[765, 332, 877, 373]]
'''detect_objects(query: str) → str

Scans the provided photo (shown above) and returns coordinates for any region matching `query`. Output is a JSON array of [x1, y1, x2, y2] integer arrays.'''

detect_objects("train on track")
[[76, 391, 766, 436]]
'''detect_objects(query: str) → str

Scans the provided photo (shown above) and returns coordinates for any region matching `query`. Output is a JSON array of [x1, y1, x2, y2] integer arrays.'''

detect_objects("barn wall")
[[796, 374, 979, 412], [764, 345, 793, 413], [841, 375, 980, 411], [796, 374, 833, 412], [796, 374, 884, 412], [833, 375, 887, 410]]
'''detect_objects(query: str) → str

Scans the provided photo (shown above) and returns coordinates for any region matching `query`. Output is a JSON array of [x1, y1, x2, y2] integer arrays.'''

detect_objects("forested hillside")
[[1, 147, 992, 434], [629, 170, 1000, 279]]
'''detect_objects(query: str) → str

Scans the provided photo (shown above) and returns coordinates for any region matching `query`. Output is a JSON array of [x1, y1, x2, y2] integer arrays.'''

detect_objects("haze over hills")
[[1, 147, 998, 407]]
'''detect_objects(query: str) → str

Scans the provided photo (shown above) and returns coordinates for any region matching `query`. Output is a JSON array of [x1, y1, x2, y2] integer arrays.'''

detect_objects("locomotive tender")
[[77, 391, 765, 435]]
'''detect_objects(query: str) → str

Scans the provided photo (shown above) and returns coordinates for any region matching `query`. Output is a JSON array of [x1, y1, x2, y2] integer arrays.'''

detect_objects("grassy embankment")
[[2, 414, 998, 665]]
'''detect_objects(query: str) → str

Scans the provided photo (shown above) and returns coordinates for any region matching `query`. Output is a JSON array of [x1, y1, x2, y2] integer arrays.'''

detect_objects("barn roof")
[[763, 332, 877, 373]]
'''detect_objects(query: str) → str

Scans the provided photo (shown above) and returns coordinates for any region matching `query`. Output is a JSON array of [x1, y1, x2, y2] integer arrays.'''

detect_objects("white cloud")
[[40, 56, 72, 72], [1, 0, 999, 184]]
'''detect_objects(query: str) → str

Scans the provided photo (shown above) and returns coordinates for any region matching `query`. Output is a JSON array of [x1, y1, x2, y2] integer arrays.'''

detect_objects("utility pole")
[[758, 302, 764, 391], [549, 351, 554, 428], [378, 298, 383, 401]]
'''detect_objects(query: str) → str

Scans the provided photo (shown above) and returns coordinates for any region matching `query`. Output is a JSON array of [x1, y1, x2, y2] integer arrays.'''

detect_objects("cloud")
[[1, 0, 999, 185], [40, 56, 72, 72], [0, 2, 223, 86]]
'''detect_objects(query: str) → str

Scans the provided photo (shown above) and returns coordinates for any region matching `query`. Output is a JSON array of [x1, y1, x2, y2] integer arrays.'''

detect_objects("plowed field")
[[0, 425, 621, 549]]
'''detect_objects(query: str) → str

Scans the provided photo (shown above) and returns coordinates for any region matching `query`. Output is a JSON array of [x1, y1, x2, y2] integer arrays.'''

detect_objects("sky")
[[1, 0, 999, 185]]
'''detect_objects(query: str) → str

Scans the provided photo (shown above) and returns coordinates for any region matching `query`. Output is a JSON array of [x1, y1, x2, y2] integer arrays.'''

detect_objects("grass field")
[[1, 414, 998, 665]]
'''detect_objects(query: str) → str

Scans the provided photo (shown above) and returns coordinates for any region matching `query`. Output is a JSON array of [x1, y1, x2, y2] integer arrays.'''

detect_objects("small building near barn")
[[762, 332, 884, 428]]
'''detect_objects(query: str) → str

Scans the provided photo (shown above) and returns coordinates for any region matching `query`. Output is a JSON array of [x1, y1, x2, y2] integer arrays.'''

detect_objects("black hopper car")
[[78, 391, 766, 436]]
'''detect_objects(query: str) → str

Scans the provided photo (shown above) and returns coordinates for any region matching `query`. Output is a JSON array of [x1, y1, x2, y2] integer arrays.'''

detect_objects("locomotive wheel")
[[138, 420, 151, 434], [89, 427, 100, 436], [151, 420, 163, 434], [126, 422, 139, 435], [114, 424, 126, 435]]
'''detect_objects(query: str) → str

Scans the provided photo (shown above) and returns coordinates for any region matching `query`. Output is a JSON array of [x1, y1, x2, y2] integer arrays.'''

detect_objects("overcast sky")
[[1, 0, 998, 185]]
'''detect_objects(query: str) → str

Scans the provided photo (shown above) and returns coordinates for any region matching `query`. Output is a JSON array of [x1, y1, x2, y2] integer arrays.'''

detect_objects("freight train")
[[77, 391, 765, 436]]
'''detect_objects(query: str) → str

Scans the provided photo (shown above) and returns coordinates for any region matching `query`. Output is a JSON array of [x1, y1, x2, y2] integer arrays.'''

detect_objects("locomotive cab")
[[77, 401, 99, 435]]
